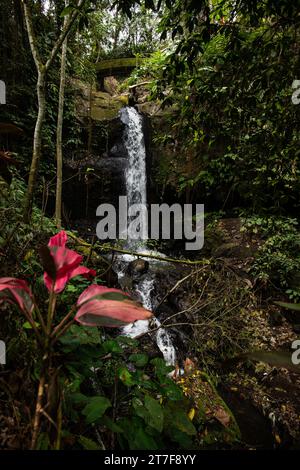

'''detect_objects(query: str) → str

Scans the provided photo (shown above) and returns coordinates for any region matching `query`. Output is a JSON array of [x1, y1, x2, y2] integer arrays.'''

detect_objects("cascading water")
[[120, 107, 148, 245], [116, 106, 176, 366]]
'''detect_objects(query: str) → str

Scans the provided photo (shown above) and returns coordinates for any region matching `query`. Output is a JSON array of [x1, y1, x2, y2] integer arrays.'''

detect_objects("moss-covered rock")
[[91, 91, 128, 121]]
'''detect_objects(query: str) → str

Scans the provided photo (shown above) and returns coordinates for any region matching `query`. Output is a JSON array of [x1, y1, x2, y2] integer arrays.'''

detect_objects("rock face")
[[72, 78, 128, 123], [91, 91, 128, 121], [62, 116, 128, 219]]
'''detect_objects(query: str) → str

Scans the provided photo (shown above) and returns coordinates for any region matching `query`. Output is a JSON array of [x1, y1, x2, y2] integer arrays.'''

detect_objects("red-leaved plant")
[[0, 231, 152, 449]]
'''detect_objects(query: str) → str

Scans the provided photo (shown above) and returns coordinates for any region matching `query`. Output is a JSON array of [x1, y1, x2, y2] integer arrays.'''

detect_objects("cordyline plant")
[[0, 231, 152, 449]]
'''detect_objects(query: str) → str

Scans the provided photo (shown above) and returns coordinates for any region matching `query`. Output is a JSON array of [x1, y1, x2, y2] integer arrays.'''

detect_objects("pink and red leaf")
[[75, 285, 153, 327], [43, 231, 96, 293]]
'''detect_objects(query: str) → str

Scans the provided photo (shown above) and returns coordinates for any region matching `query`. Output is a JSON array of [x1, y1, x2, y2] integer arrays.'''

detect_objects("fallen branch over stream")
[[67, 232, 211, 266], [102, 246, 211, 266]]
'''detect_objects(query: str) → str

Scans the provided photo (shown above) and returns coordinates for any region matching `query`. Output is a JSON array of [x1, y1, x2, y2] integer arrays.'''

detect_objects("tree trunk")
[[23, 69, 46, 223], [21, 0, 86, 222], [55, 12, 68, 229]]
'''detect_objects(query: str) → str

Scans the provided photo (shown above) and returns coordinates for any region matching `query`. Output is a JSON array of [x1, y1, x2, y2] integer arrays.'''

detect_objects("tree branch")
[[21, 0, 43, 70]]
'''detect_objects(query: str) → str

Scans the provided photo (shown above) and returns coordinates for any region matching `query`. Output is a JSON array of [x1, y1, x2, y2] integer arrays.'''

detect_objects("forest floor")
[[209, 218, 300, 448]]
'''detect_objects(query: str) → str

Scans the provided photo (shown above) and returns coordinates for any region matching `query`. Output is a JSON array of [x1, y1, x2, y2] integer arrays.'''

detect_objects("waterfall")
[[120, 106, 148, 245], [117, 106, 176, 366]]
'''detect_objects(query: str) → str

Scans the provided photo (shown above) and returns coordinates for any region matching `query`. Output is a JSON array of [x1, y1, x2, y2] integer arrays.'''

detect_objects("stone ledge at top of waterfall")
[[95, 196, 204, 251]]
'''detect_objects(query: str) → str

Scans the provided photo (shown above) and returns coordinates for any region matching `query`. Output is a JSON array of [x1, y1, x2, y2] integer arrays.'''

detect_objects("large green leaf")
[[102, 339, 123, 354], [59, 324, 101, 347], [101, 416, 124, 433], [78, 435, 102, 450], [129, 353, 148, 367], [167, 427, 194, 449], [144, 395, 164, 432], [231, 350, 300, 373], [118, 367, 135, 386], [118, 417, 159, 450], [170, 409, 197, 436], [82, 397, 111, 424], [133, 396, 164, 433], [131, 429, 159, 450], [275, 301, 300, 312]]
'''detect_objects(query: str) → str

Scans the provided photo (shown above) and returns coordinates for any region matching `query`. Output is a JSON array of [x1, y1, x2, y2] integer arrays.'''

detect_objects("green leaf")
[[60, 5, 74, 17], [101, 416, 124, 433], [118, 417, 159, 450], [102, 339, 123, 354], [23, 321, 39, 330], [238, 351, 300, 373], [275, 301, 300, 312], [132, 396, 164, 433], [129, 353, 148, 367], [59, 324, 101, 348], [82, 397, 111, 424], [151, 357, 173, 378], [171, 410, 197, 435], [118, 367, 135, 386], [117, 336, 139, 348], [167, 427, 194, 449], [78, 435, 102, 450], [163, 382, 183, 401], [144, 395, 164, 432], [69, 393, 89, 405]]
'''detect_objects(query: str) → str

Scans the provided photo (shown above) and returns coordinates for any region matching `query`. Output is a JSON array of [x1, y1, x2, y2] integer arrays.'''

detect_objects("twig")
[[86, 235, 96, 265], [155, 267, 206, 312], [40, 407, 57, 430], [52, 318, 75, 343], [31, 374, 45, 449], [51, 306, 76, 339]]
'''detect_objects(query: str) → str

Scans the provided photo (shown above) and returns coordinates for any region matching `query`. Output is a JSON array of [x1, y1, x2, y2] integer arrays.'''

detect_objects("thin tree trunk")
[[24, 69, 46, 223], [21, 0, 86, 223], [55, 11, 68, 228], [87, 83, 93, 156]]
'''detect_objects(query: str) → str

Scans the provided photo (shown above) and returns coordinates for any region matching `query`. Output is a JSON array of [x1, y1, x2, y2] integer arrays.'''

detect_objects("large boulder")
[[127, 259, 149, 276]]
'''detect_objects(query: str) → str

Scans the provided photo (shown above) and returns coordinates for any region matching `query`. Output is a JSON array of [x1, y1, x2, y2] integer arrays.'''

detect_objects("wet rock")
[[118, 274, 133, 292], [127, 259, 149, 276]]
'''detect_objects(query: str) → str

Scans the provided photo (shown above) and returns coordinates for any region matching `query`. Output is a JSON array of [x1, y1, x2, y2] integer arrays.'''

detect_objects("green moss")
[[91, 92, 128, 121]]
